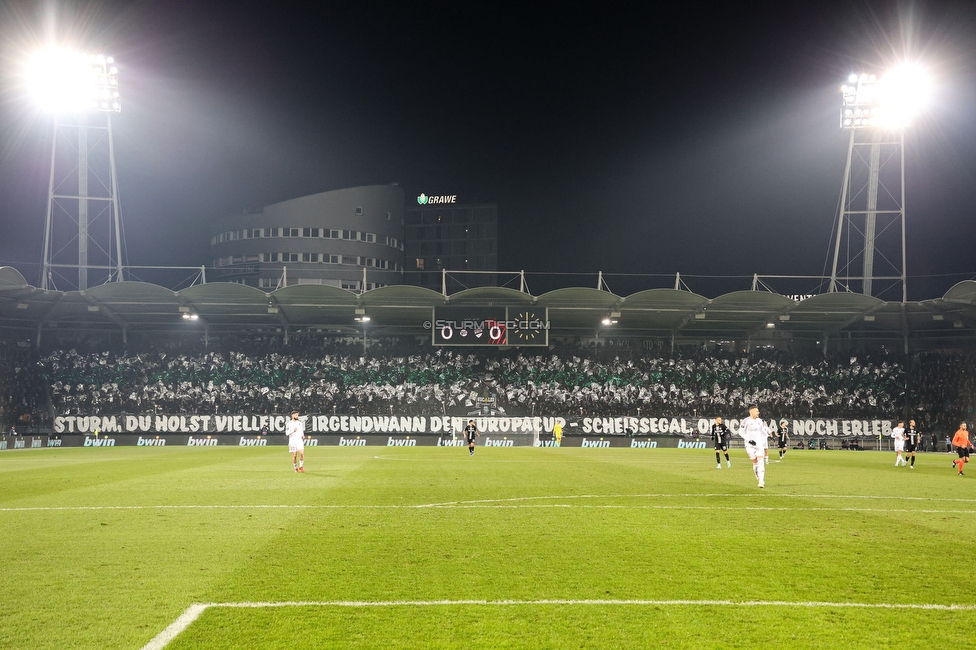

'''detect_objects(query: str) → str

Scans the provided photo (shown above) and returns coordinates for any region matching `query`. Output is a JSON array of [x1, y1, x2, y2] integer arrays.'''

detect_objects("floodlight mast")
[[828, 69, 923, 303], [36, 51, 124, 291]]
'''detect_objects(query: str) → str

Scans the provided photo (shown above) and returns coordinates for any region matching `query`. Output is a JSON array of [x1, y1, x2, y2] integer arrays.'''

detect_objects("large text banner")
[[51, 414, 895, 438]]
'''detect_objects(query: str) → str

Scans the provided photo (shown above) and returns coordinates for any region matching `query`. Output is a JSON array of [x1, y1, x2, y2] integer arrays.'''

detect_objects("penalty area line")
[[141, 598, 976, 649]]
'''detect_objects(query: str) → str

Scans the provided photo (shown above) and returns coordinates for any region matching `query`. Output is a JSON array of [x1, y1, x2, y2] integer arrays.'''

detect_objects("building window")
[[331, 229, 340, 239], [329, 254, 339, 264], [416, 259, 424, 270], [366, 233, 376, 243], [302, 253, 315, 262], [303, 228, 313, 238], [341, 281, 359, 291], [355, 206, 363, 216]]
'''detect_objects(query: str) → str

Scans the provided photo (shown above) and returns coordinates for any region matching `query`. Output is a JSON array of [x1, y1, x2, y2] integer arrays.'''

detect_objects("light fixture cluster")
[[27, 49, 120, 113], [840, 65, 931, 130]]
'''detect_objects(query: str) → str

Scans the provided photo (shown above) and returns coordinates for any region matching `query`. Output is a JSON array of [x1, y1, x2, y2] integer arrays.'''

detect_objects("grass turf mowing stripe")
[[5, 504, 976, 514], [144, 599, 976, 649]]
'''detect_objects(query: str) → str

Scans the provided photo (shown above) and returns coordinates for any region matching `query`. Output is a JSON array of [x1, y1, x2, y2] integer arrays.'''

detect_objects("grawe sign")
[[416, 193, 457, 205]]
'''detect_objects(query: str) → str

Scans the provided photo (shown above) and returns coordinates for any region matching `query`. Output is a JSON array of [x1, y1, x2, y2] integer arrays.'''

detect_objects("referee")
[[952, 423, 972, 476]]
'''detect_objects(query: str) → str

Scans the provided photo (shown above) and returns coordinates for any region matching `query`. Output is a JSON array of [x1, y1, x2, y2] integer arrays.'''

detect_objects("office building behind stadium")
[[209, 185, 405, 291], [404, 195, 498, 291]]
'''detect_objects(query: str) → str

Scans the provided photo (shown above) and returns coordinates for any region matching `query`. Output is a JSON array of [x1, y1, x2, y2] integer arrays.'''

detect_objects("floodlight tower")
[[32, 50, 124, 290], [828, 66, 929, 302]]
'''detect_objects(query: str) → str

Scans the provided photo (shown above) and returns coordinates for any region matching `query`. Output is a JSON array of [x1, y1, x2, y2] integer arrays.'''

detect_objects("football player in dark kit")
[[712, 417, 732, 469], [905, 419, 921, 469], [775, 419, 790, 461], [464, 419, 480, 456]]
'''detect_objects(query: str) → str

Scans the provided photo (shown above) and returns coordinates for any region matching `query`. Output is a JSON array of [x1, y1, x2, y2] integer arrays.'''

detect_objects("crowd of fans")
[[0, 341, 46, 429], [1, 337, 970, 429]]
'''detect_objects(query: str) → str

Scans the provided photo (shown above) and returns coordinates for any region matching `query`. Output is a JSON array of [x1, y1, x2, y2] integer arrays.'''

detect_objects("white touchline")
[[142, 599, 976, 650], [141, 604, 208, 650], [6, 490, 976, 513]]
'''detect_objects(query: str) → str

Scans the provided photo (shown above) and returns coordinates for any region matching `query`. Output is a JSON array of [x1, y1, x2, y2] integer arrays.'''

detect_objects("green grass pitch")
[[1, 445, 974, 649]]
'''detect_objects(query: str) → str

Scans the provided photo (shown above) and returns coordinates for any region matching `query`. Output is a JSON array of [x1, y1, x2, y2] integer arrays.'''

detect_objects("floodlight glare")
[[26, 48, 121, 114], [840, 63, 931, 130]]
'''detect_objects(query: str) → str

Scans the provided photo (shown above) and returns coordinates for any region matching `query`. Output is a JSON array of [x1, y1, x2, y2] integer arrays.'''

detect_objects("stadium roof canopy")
[[1, 267, 974, 349]]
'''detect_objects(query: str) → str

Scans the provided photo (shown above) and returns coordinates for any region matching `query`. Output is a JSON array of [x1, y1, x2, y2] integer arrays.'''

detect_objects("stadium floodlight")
[[840, 64, 930, 130], [34, 48, 125, 292], [26, 48, 121, 114], [830, 63, 928, 303]]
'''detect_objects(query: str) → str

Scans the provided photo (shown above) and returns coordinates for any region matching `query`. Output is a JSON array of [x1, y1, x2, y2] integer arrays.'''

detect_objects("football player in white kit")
[[891, 420, 906, 467], [739, 404, 770, 488], [286, 411, 306, 473]]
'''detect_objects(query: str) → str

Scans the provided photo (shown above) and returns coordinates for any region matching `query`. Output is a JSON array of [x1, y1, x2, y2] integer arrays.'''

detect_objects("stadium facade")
[[403, 196, 498, 291], [208, 185, 406, 291]]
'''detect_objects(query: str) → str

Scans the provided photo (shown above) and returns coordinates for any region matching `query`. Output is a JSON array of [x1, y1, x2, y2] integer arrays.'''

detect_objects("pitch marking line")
[[414, 492, 976, 507], [7, 492, 976, 513], [142, 598, 976, 650]]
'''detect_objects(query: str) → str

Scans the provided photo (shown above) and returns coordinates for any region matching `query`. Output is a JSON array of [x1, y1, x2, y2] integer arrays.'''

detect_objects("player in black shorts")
[[464, 420, 479, 456], [905, 419, 920, 469], [712, 417, 731, 469], [775, 420, 790, 461]]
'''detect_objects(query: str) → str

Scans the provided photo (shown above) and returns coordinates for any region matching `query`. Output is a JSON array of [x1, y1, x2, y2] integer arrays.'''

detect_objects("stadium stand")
[[0, 339, 969, 432], [1, 267, 975, 433]]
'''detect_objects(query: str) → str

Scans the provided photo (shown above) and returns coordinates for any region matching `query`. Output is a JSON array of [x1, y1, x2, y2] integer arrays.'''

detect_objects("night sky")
[[1, 1, 974, 299]]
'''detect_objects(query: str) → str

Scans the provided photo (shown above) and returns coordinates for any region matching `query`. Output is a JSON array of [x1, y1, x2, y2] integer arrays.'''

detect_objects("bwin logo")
[[339, 437, 366, 446], [417, 193, 428, 205], [484, 438, 514, 447], [631, 440, 658, 448], [677, 440, 707, 449], [581, 438, 610, 448]]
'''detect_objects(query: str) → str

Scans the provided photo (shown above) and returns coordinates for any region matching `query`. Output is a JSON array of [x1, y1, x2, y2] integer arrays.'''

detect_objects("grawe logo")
[[417, 194, 456, 205]]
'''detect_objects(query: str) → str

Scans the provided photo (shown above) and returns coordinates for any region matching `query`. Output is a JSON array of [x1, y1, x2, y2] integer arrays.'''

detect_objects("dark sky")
[[1, 1, 974, 299]]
